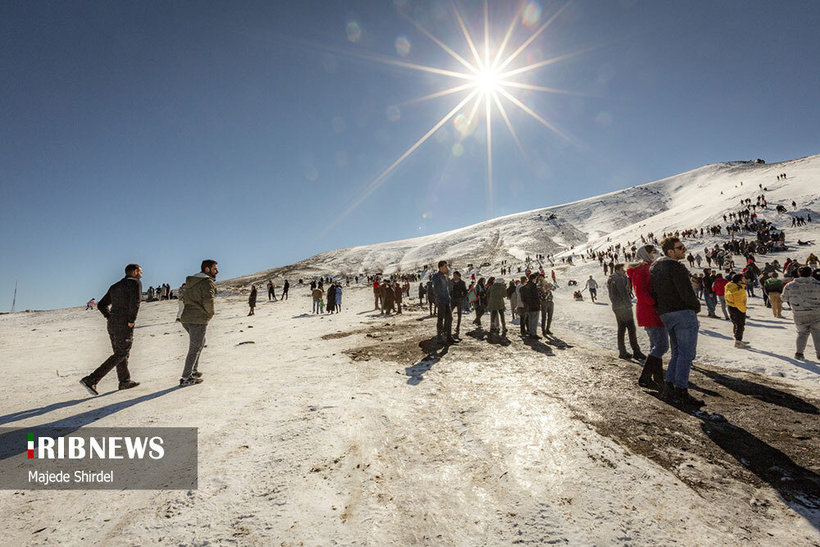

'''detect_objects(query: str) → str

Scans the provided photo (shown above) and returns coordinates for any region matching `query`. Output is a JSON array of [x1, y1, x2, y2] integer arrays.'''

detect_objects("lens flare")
[[346, 21, 362, 43], [395, 36, 411, 57], [386, 105, 401, 122], [522, 2, 543, 28]]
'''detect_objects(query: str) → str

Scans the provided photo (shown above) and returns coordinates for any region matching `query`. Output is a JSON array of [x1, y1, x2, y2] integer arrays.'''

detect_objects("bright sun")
[[473, 68, 501, 94]]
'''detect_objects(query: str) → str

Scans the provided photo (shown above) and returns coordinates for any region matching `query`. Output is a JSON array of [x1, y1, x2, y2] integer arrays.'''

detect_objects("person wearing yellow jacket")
[[725, 273, 749, 348]]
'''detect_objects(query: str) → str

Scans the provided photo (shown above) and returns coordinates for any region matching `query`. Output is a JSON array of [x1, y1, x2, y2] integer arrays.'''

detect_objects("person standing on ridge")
[[178, 259, 218, 386], [80, 264, 143, 395], [282, 279, 289, 300]]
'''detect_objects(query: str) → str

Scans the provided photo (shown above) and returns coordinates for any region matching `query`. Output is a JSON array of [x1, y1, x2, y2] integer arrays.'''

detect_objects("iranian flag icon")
[[27, 433, 34, 459]]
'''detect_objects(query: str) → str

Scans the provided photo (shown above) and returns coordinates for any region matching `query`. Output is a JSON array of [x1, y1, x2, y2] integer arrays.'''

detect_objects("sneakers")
[[179, 377, 203, 387], [79, 377, 98, 396], [795, 352, 805, 360], [192, 371, 203, 378], [118, 380, 140, 390], [618, 352, 632, 360], [632, 351, 647, 362], [734, 340, 750, 348]]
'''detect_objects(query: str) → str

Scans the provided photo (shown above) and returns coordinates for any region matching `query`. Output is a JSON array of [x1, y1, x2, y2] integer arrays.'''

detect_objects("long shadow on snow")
[[745, 348, 820, 375], [522, 336, 554, 356], [0, 392, 115, 426], [0, 387, 178, 461], [699, 416, 820, 529], [405, 337, 449, 386], [692, 365, 819, 414]]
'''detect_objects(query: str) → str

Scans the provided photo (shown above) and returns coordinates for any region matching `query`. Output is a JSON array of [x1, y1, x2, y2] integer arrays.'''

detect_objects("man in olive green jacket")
[[179, 259, 218, 386]]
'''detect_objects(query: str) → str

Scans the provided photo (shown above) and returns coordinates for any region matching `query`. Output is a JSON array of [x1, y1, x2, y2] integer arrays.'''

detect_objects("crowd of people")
[[77, 172, 819, 411]]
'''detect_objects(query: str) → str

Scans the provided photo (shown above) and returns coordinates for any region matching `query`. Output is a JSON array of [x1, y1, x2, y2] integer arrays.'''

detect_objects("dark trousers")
[[474, 303, 485, 325], [282, 289, 288, 300], [540, 301, 554, 334], [268, 288, 276, 301], [614, 308, 641, 355], [453, 301, 464, 334], [436, 302, 452, 339], [88, 321, 133, 384], [728, 306, 746, 341]]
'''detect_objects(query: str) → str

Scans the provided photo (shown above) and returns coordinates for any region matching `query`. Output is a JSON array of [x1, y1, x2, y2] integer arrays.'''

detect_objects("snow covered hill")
[[225, 154, 820, 287]]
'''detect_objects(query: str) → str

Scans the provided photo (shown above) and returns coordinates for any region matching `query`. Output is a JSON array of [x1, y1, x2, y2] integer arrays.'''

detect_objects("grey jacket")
[[607, 272, 633, 310], [783, 277, 820, 313]]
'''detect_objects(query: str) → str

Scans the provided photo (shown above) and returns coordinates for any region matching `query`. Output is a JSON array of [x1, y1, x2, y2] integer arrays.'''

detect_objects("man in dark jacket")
[[650, 237, 703, 407], [179, 259, 218, 386], [702, 268, 718, 318], [80, 264, 143, 395], [607, 264, 645, 360], [520, 273, 541, 338], [450, 271, 468, 338], [431, 260, 454, 344]]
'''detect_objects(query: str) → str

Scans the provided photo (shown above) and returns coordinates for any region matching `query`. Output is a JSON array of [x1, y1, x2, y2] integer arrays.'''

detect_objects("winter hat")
[[637, 245, 656, 263]]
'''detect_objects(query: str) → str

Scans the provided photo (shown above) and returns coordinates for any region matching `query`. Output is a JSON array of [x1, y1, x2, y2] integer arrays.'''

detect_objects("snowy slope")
[[227, 154, 820, 286]]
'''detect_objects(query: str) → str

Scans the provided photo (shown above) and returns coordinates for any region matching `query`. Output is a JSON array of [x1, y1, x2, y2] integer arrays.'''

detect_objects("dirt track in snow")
[[344, 302, 820, 541]]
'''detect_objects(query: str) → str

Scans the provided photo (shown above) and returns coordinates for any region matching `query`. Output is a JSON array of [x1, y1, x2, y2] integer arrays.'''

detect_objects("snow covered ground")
[[1, 284, 818, 544], [1, 154, 819, 544]]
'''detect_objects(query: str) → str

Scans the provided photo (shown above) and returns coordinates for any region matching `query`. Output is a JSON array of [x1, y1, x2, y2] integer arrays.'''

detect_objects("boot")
[[663, 381, 677, 403], [675, 387, 704, 407], [650, 357, 665, 390], [637, 356, 655, 388]]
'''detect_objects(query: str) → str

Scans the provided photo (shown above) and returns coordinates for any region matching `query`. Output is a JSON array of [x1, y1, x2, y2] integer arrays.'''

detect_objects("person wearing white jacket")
[[782, 266, 820, 360]]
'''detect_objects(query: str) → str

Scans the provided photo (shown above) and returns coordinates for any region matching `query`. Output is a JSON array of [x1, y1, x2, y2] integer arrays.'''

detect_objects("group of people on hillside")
[[604, 237, 820, 408], [427, 261, 557, 343], [80, 259, 219, 395], [310, 281, 344, 314]]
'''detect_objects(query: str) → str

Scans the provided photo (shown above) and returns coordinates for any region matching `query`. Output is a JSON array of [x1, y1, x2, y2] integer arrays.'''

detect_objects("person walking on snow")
[[782, 266, 820, 360], [80, 264, 143, 395], [178, 259, 218, 386], [585, 276, 599, 302]]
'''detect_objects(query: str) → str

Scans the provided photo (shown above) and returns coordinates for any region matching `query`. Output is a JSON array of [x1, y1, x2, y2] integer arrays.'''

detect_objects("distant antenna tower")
[[11, 281, 17, 313]]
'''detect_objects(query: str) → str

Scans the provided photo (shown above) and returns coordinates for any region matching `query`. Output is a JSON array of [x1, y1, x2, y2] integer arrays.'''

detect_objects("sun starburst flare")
[[322, 0, 588, 238]]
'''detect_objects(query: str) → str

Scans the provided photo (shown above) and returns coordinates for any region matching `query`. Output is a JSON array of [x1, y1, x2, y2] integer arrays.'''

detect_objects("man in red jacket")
[[627, 246, 667, 389]]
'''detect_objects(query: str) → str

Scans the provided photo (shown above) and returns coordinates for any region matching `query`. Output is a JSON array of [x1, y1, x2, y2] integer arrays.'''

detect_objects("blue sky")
[[2, 0, 819, 311]]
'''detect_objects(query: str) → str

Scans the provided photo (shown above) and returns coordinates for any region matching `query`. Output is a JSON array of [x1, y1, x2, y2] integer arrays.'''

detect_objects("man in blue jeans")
[[702, 268, 718, 318], [650, 237, 704, 407]]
